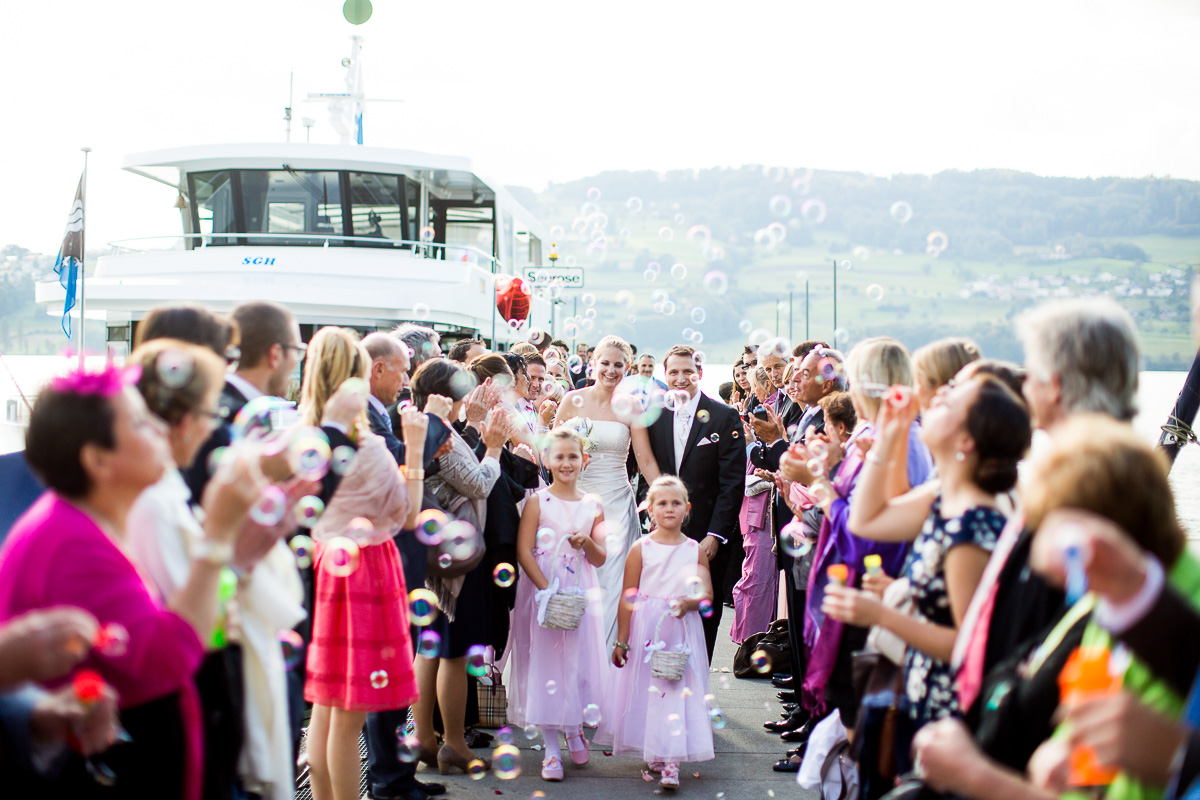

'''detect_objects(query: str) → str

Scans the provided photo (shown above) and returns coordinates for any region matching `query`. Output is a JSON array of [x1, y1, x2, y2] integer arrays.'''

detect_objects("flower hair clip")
[[50, 362, 142, 398]]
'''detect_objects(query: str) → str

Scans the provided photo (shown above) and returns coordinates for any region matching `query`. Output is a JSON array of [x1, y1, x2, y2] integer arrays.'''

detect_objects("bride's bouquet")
[[561, 416, 600, 455]]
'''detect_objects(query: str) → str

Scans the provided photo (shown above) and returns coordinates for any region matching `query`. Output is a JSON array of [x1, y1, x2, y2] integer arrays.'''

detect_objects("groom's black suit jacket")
[[646, 393, 746, 543]]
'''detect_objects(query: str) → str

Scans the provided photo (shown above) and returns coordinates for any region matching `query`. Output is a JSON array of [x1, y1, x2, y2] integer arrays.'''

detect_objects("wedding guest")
[[0, 361, 266, 799]]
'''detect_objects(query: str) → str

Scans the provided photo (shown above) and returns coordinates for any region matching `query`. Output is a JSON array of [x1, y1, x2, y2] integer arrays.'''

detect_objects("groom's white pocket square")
[[696, 434, 719, 447]]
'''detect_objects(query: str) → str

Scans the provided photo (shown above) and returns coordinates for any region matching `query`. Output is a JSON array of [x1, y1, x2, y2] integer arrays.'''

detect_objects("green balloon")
[[343, 0, 372, 25]]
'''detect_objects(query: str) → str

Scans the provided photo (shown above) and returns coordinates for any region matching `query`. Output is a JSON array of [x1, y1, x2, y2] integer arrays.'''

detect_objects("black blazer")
[[646, 393, 746, 542]]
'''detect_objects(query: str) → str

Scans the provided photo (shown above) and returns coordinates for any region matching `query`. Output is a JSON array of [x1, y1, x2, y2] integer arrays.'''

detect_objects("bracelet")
[[613, 641, 631, 651], [404, 467, 425, 481]]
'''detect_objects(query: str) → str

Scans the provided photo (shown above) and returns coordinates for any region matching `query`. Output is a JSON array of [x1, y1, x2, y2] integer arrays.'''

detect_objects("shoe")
[[764, 712, 809, 733], [771, 674, 794, 689], [777, 691, 798, 702], [659, 763, 680, 789], [365, 786, 444, 800], [773, 754, 804, 773], [723, 601, 734, 608], [541, 755, 564, 781], [646, 761, 665, 774], [781, 703, 798, 715], [780, 719, 816, 744], [436, 745, 490, 775], [417, 781, 447, 797], [464, 728, 493, 748], [566, 731, 590, 766], [415, 746, 439, 770], [786, 747, 805, 759]]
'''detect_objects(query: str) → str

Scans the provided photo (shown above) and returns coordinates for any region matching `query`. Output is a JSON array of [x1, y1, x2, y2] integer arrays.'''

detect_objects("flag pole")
[[79, 147, 90, 370]]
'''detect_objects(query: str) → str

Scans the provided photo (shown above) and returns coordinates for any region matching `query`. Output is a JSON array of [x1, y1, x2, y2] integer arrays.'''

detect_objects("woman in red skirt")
[[300, 327, 429, 800]]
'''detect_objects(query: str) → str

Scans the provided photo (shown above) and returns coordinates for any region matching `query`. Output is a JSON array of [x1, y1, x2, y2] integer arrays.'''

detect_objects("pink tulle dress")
[[505, 488, 610, 729], [594, 537, 715, 764]]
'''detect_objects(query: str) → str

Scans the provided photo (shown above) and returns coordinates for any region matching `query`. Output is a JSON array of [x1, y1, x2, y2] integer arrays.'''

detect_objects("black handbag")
[[734, 618, 791, 678]]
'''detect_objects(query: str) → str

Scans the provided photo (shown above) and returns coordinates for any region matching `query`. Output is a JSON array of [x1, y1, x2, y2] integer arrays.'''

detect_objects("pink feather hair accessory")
[[50, 362, 142, 398]]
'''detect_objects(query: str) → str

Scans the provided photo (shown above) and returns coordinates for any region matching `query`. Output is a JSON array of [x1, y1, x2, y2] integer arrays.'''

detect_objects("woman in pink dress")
[[0, 361, 266, 800], [299, 327, 428, 800], [596, 476, 715, 791], [506, 428, 609, 782]]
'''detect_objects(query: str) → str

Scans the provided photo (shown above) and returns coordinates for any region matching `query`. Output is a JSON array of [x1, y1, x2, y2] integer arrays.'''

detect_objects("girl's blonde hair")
[[592, 335, 633, 366], [646, 475, 689, 508], [542, 426, 586, 455], [300, 326, 370, 429], [913, 337, 981, 391], [846, 336, 914, 420]]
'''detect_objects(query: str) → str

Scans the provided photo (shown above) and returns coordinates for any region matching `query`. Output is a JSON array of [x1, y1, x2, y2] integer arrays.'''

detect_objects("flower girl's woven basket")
[[648, 610, 690, 681], [541, 536, 588, 631]]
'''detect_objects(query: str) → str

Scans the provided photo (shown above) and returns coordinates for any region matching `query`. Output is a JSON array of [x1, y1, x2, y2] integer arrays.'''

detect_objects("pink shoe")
[[646, 761, 665, 774], [541, 755, 564, 781], [566, 731, 590, 766], [659, 763, 680, 789]]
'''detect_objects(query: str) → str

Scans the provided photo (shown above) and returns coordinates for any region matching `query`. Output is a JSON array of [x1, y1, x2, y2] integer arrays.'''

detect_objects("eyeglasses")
[[282, 342, 308, 357], [197, 407, 227, 429]]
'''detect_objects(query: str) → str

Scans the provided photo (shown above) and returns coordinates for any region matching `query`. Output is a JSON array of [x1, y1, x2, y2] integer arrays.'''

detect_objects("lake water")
[[3, 356, 1199, 534]]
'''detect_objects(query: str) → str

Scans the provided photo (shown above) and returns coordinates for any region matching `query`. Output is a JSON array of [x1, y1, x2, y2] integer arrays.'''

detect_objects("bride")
[[554, 335, 658, 641]]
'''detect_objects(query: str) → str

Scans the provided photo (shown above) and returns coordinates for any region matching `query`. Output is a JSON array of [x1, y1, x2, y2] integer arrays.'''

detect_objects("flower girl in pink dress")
[[506, 428, 609, 782], [595, 476, 715, 790]]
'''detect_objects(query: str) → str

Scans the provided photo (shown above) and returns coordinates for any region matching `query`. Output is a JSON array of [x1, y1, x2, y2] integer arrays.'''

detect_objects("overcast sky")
[[3, 0, 1199, 252]]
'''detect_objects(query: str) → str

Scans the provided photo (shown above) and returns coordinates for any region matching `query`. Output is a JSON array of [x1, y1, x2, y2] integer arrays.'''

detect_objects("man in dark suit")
[[360, 332, 451, 800], [644, 345, 746, 661]]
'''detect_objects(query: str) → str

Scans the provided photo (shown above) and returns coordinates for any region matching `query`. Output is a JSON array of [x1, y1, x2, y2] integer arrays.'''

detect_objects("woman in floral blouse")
[[823, 372, 1032, 724]]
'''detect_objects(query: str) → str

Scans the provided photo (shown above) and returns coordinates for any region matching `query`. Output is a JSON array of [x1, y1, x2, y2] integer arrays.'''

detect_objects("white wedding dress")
[[578, 419, 641, 642]]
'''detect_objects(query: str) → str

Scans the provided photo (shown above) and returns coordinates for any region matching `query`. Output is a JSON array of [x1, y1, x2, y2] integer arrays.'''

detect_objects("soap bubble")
[[739, 319, 753, 334], [890, 201, 913, 224], [699, 598, 714, 618], [666, 714, 683, 736], [582, 292, 595, 307], [697, 409, 710, 423], [807, 458, 826, 476], [524, 725, 539, 740], [370, 670, 389, 689], [586, 186, 601, 202], [230, 395, 288, 442], [292, 496, 325, 527], [330, 445, 356, 475], [409, 589, 439, 625], [287, 428, 332, 481], [800, 198, 827, 224], [750, 649, 772, 673], [687, 224, 712, 247], [702, 270, 728, 295], [582, 703, 602, 726], [670, 263, 687, 280], [94, 622, 129, 658], [345, 516, 374, 541], [466, 644, 488, 677], [615, 289, 635, 307], [769, 195, 793, 217], [416, 630, 442, 659], [467, 759, 487, 780], [840, 259, 853, 271], [927, 230, 949, 256], [415, 508, 449, 546], [545, 680, 558, 695], [781, 529, 811, 559], [420, 226, 435, 242], [278, 630, 304, 669], [536, 527, 556, 549], [888, 385, 914, 409], [643, 269, 657, 282], [492, 744, 522, 779], [396, 730, 420, 764], [708, 706, 727, 730], [497, 726, 514, 745], [156, 348, 193, 389], [684, 575, 705, 599], [626, 196, 643, 213], [867, 284, 885, 302], [249, 485, 287, 526], [290, 535, 314, 568], [413, 302, 431, 320], [658, 227, 674, 242], [834, 328, 850, 345], [324, 537, 362, 577], [492, 562, 516, 587]]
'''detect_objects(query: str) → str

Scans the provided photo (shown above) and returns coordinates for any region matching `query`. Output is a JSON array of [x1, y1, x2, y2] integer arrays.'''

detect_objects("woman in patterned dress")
[[822, 372, 1032, 725]]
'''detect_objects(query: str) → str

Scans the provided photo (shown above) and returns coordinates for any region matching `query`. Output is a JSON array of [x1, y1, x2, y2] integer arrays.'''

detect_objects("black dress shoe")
[[773, 752, 805, 773], [464, 728, 493, 748], [780, 719, 816, 743], [787, 747, 805, 759], [367, 788, 438, 800], [777, 691, 798, 703], [764, 711, 810, 733], [417, 781, 447, 796], [772, 674, 794, 689], [781, 703, 798, 714]]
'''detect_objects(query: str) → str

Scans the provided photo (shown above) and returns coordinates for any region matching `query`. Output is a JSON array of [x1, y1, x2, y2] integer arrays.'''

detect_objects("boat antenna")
[[284, 71, 294, 143], [303, 37, 403, 146]]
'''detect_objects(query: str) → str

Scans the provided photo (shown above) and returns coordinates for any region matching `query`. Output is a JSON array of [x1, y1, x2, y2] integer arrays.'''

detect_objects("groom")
[[645, 344, 747, 660]]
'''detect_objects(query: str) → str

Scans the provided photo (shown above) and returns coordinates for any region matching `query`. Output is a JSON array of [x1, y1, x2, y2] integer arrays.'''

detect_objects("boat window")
[[515, 230, 541, 268], [348, 172, 408, 246], [190, 171, 236, 245], [502, 211, 516, 268], [445, 205, 493, 264], [240, 170, 343, 242]]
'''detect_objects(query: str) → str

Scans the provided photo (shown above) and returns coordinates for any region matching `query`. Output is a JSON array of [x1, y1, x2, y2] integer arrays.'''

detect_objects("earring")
[[955, 451, 965, 462]]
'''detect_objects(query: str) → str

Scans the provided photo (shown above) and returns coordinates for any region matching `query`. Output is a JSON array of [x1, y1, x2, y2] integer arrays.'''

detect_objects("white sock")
[[542, 727, 562, 761]]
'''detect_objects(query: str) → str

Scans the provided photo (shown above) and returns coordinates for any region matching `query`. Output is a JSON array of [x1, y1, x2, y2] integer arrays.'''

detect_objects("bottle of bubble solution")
[[826, 564, 849, 587], [863, 555, 882, 577], [1058, 647, 1121, 786]]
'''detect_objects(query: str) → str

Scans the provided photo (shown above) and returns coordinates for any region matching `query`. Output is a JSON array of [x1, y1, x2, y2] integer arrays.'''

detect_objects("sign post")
[[520, 266, 585, 290]]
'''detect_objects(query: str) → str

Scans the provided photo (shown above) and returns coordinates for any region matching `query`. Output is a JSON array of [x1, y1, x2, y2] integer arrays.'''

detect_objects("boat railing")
[[105, 234, 501, 273]]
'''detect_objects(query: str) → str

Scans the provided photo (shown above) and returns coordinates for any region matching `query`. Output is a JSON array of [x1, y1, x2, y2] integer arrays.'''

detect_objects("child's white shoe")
[[659, 763, 680, 789], [541, 755, 564, 781]]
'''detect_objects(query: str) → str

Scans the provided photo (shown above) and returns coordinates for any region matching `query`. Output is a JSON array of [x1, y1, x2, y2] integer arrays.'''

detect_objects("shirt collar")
[[226, 373, 265, 402], [680, 389, 703, 417], [368, 394, 388, 418]]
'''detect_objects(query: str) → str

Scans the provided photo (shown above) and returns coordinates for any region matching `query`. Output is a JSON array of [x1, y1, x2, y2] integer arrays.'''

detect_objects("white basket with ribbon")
[[536, 533, 588, 631], [645, 609, 691, 681]]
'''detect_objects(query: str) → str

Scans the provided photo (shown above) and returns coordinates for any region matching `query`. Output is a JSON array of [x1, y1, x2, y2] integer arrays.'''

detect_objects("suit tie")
[[674, 408, 692, 472]]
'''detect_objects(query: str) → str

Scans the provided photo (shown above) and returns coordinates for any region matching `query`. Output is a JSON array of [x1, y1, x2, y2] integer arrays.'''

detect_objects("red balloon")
[[496, 276, 530, 324]]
